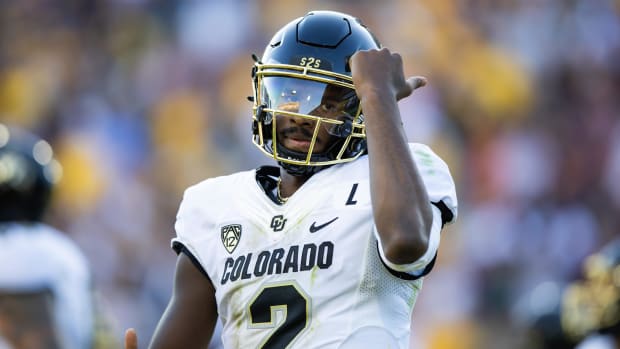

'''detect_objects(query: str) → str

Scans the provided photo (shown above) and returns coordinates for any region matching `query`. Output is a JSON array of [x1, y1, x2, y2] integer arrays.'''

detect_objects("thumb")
[[125, 328, 138, 349], [407, 76, 427, 91], [397, 76, 427, 101]]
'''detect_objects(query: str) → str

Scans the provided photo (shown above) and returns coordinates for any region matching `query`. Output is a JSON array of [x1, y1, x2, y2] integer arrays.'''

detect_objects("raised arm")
[[350, 48, 433, 265], [126, 253, 218, 349]]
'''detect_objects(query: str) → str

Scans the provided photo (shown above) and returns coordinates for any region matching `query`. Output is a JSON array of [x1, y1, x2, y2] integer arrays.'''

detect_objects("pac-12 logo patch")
[[221, 224, 242, 254]]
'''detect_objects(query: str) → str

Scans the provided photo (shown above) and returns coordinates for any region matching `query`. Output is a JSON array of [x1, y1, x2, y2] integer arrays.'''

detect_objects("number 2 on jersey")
[[248, 282, 310, 348]]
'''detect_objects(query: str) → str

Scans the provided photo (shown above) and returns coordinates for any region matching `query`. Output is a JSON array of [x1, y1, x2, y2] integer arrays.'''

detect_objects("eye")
[[321, 101, 339, 112]]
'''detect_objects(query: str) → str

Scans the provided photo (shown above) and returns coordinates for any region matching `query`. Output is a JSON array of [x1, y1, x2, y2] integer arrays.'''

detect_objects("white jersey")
[[173, 143, 457, 349], [0, 223, 94, 349], [576, 335, 618, 349]]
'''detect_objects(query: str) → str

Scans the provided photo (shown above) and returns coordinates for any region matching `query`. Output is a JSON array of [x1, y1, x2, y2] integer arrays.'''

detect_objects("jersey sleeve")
[[52, 233, 95, 349], [374, 143, 458, 277], [409, 143, 458, 225], [0, 225, 95, 349], [171, 182, 214, 279]]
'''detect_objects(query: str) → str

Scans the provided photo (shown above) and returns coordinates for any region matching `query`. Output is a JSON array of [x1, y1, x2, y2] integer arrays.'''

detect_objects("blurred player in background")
[[518, 280, 576, 349], [125, 10, 457, 349], [0, 123, 111, 349], [562, 239, 620, 349]]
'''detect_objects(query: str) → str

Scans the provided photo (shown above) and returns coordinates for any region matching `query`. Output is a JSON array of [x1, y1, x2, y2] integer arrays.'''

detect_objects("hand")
[[349, 48, 426, 102], [125, 328, 138, 349]]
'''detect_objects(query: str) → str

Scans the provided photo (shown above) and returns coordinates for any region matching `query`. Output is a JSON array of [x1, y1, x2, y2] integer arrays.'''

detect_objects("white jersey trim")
[[374, 204, 442, 275]]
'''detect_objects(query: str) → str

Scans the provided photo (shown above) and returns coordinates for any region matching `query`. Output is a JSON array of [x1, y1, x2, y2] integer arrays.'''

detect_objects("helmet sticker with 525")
[[292, 56, 332, 70]]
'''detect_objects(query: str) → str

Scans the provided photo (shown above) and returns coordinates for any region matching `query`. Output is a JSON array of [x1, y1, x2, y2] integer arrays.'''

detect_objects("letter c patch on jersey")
[[221, 224, 242, 253], [270, 215, 287, 232]]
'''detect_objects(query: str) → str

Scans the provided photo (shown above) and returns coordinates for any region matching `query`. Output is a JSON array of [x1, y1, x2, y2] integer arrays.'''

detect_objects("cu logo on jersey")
[[270, 215, 287, 232], [221, 224, 242, 254]]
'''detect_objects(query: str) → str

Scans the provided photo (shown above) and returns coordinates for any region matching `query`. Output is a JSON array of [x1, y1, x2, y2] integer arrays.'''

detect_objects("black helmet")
[[0, 123, 62, 222], [251, 10, 380, 176]]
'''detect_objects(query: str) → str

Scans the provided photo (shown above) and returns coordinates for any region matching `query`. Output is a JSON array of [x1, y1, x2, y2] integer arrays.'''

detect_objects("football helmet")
[[251, 10, 380, 176], [561, 239, 620, 340], [0, 123, 62, 222]]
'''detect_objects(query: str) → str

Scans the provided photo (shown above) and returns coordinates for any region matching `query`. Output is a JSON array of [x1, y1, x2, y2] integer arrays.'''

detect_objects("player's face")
[[260, 77, 359, 154]]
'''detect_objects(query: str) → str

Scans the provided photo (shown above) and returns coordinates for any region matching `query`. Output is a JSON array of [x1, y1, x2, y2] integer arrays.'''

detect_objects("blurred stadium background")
[[1, 0, 618, 348]]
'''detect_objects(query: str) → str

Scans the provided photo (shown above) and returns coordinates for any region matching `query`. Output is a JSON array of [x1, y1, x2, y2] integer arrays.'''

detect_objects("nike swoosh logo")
[[309, 217, 339, 233]]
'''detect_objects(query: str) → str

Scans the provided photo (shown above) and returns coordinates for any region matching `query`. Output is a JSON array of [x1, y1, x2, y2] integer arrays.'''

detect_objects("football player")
[[0, 123, 100, 349], [125, 10, 457, 349], [562, 239, 620, 349]]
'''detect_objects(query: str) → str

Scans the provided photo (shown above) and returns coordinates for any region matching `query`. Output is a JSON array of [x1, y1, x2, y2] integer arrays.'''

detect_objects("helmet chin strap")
[[278, 161, 325, 177], [273, 129, 366, 177], [275, 143, 332, 177]]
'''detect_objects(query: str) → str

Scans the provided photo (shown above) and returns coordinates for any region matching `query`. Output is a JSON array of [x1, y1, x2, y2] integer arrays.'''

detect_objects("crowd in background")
[[0, 0, 618, 348]]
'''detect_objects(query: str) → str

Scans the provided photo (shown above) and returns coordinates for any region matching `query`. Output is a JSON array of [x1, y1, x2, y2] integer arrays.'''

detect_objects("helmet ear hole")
[[256, 104, 265, 121], [254, 105, 273, 139], [332, 119, 352, 137], [252, 120, 259, 135], [256, 105, 272, 124]]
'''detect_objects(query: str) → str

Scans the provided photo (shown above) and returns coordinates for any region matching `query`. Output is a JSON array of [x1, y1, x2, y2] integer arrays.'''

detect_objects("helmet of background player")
[[251, 10, 380, 176], [561, 239, 620, 341], [0, 123, 62, 222]]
